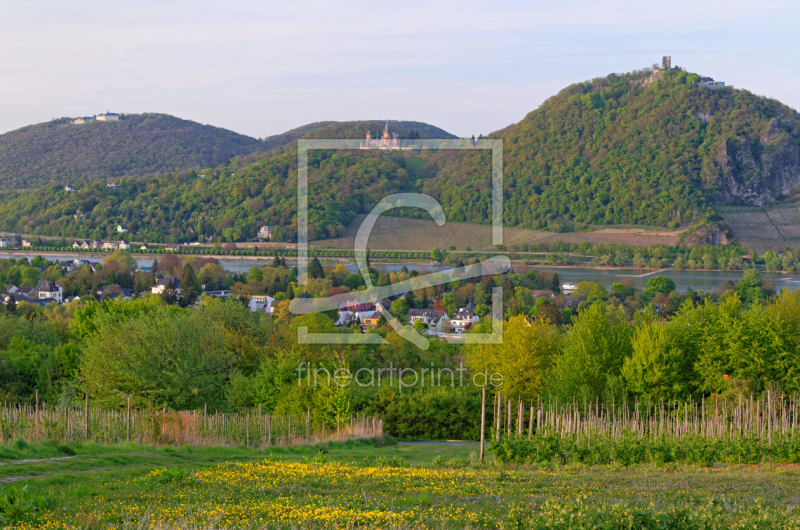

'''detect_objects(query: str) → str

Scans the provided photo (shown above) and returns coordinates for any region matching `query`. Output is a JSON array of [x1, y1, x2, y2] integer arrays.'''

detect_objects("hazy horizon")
[[2, 0, 798, 139]]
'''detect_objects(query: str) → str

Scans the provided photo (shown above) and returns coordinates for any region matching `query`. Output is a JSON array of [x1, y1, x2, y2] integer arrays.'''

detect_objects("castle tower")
[[662, 56, 671, 70]]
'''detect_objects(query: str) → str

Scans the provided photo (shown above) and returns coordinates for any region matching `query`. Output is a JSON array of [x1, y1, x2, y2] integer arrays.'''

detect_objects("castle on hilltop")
[[72, 112, 119, 125], [359, 122, 420, 151]]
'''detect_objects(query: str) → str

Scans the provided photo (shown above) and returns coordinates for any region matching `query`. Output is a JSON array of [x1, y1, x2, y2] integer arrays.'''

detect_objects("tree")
[[149, 259, 158, 288], [180, 265, 201, 307], [308, 257, 324, 279], [572, 281, 608, 301], [644, 276, 676, 297], [390, 299, 409, 317], [633, 253, 646, 270], [430, 247, 444, 261], [465, 316, 562, 401], [80, 311, 237, 409], [549, 302, 633, 402], [160, 279, 178, 305], [550, 273, 560, 293], [273, 255, 280, 267], [5, 295, 16, 315]]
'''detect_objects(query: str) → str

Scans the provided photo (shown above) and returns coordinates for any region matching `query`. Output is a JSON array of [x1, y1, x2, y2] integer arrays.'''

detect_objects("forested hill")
[[0, 113, 265, 190], [1, 69, 798, 244], [489, 68, 800, 228]]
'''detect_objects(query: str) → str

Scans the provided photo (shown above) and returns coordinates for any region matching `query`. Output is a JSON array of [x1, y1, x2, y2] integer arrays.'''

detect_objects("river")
[[4, 252, 798, 293]]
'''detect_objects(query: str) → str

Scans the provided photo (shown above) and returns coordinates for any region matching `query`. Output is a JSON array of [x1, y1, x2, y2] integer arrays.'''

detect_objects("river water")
[[5, 252, 798, 293]]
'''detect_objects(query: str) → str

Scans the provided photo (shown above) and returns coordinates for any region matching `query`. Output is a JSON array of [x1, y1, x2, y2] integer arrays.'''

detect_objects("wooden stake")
[[479, 386, 486, 461]]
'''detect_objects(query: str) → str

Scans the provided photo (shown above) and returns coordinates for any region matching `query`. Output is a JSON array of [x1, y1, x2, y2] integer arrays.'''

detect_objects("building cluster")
[[2, 280, 63, 307], [359, 122, 420, 151], [72, 113, 120, 124], [698, 77, 732, 89], [72, 239, 131, 251]]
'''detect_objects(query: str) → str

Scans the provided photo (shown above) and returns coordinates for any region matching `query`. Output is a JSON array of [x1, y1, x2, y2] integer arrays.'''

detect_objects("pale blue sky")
[[1, 0, 798, 138]]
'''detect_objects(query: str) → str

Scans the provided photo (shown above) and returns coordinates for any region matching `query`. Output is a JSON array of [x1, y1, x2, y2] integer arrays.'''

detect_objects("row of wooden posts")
[[0, 391, 383, 447], [477, 388, 800, 461]]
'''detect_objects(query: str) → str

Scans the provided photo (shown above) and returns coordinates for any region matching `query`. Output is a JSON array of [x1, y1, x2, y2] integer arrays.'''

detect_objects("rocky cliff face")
[[707, 116, 800, 205]]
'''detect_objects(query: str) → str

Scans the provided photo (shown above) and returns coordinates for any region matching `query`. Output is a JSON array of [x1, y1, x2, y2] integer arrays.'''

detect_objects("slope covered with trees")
[[0, 68, 797, 243], [0, 113, 265, 190]]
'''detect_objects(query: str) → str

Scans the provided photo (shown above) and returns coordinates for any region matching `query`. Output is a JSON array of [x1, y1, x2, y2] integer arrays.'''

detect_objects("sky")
[[1, 0, 798, 138]]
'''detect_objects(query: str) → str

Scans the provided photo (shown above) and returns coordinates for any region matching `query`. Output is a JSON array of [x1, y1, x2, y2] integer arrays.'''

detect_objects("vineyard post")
[[127, 396, 131, 442], [288, 415, 291, 446], [246, 412, 250, 448], [768, 389, 773, 466], [528, 403, 534, 441], [479, 385, 486, 462], [85, 393, 89, 441], [306, 408, 310, 442], [495, 391, 501, 442], [337, 413, 340, 436], [35, 389, 39, 442]]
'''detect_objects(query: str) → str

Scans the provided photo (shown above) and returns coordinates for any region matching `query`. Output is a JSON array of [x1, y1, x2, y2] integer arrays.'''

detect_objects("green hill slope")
[[0, 113, 265, 190], [420, 68, 800, 231], [0, 71, 798, 246]]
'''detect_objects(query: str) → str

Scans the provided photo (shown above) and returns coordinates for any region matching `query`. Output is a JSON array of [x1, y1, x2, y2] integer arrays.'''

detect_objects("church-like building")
[[359, 122, 419, 150]]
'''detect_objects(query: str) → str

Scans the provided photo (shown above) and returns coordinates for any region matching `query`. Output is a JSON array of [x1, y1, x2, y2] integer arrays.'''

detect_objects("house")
[[140, 243, 150, 251], [96, 112, 119, 121], [6, 293, 49, 307], [102, 241, 118, 250], [202, 290, 231, 300], [531, 290, 555, 300], [94, 284, 133, 302], [15, 286, 34, 297], [165, 243, 180, 252], [34, 280, 63, 304], [64, 184, 77, 191], [151, 277, 180, 295], [450, 308, 480, 333], [74, 212, 86, 220], [72, 241, 82, 249], [0, 238, 11, 248], [21, 240, 32, 248], [118, 241, 131, 250], [361, 312, 382, 327], [699, 77, 732, 89], [107, 183, 119, 189], [4, 285, 18, 293], [116, 224, 128, 233], [90, 240, 103, 249], [80, 241, 92, 250], [64, 295, 81, 304], [248, 295, 275, 313], [257, 226, 273, 239], [407, 308, 451, 331], [72, 117, 95, 124]]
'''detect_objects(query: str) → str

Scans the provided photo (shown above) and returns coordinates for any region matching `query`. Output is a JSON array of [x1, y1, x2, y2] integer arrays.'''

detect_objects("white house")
[[117, 224, 128, 233], [151, 277, 180, 295], [257, 226, 273, 239], [407, 308, 451, 331], [96, 112, 119, 121], [248, 295, 275, 313], [118, 241, 131, 250], [64, 184, 77, 191], [102, 241, 118, 250], [34, 280, 63, 304], [450, 308, 480, 333], [0, 238, 11, 248]]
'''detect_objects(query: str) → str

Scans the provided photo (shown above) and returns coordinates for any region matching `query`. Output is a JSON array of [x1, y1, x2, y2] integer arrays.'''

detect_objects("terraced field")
[[312, 215, 683, 251], [719, 203, 800, 253]]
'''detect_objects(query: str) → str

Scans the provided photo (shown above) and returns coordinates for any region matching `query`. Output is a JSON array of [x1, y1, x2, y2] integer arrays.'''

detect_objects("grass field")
[[312, 215, 682, 252], [2, 438, 800, 529], [718, 203, 800, 253]]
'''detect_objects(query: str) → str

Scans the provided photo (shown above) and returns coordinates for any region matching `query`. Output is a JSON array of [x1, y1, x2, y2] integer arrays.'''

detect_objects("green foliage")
[[79, 309, 240, 409], [549, 302, 632, 401], [644, 275, 676, 297], [2, 71, 796, 243], [0, 113, 264, 190]]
